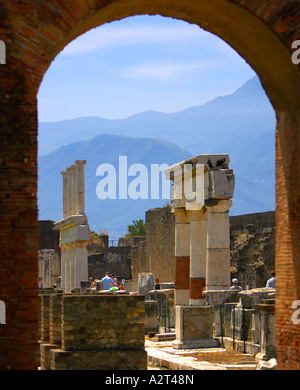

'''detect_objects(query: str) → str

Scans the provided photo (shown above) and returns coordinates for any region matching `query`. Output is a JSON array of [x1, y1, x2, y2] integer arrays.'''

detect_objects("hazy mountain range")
[[38, 76, 276, 238]]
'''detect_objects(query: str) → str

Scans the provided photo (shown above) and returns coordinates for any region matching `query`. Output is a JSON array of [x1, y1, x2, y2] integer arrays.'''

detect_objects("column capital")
[[173, 207, 191, 221], [190, 208, 208, 221], [205, 199, 232, 212], [75, 160, 87, 166]]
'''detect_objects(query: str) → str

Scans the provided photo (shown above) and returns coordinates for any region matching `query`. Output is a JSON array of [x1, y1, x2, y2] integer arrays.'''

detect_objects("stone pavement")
[[145, 338, 257, 370]]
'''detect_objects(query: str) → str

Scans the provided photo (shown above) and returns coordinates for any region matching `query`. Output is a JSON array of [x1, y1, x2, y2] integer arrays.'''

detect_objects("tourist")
[[155, 278, 160, 290], [118, 281, 125, 290], [266, 270, 276, 288], [109, 277, 119, 291], [100, 271, 113, 290], [230, 278, 243, 291], [110, 273, 115, 283]]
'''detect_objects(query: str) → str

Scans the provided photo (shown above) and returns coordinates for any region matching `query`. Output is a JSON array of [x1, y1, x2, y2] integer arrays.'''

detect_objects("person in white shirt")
[[230, 278, 243, 291], [100, 272, 113, 290], [266, 270, 276, 288]]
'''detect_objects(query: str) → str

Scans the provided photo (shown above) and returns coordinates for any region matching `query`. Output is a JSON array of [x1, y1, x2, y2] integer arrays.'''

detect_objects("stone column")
[[64, 244, 71, 293], [75, 241, 88, 289], [174, 208, 190, 305], [67, 165, 77, 216], [69, 243, 76, 291], [206, 200, 232, 291], [66, 167, 73, 217], [71, 164, 78, 216], [189, 209, 207, 305], [60, 246, 66, 291], [61, 170, 69, 219], [76, 160, 86, 215]]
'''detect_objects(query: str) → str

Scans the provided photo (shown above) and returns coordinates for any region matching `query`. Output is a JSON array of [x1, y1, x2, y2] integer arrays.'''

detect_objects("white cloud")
[[122, 59, 219, 82], [61, 20, 204, 55]]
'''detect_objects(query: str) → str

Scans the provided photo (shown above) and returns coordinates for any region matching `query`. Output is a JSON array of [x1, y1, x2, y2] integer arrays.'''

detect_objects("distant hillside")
[[38, 76, 275, 158], [38, 76, 276, 237], [38, 134, 192, 238]]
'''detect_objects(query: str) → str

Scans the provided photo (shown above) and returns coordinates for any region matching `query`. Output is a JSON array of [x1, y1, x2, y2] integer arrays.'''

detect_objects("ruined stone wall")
[[88, 246, 132, 281], [39, 292, 147, 370], [38, 220, 60, 252], [229, 211, 275, 233], [38, 220, 61, 288], [131, 240, 147, 280], [230, 223, 275, 289], [145, 206, 175, 282], [38, 249, 60, 288], [140, 208, 275, 289]]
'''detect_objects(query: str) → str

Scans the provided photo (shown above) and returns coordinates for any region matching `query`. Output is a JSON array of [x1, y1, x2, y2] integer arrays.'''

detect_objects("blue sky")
[[37, 15, 256, 122]]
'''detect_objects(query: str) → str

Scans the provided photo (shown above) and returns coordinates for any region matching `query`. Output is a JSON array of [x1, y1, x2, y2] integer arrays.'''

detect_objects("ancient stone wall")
[[145, 206, 175, 282], [230, 223, 275, 289], [88, 246, 132, 280], [131, 240, 147, 280], [229, 211, 275, 233], [38, 220, 60, 252], [137, 208, 275, 289], [39, 292, 147, 370]]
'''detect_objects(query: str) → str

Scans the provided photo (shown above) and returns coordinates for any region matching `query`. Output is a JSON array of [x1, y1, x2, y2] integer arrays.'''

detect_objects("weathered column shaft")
[[66, 167, 73, 217], [206, 200, 232, 290], [64, 244, 71, 293], [60, 246, 66, 291], [174, 208, 190, 305], [61, 171, 69, 219], [189, 209, 207, 305], [71, 165, 78, 216], [76, 160, 87, 215], [75, 242, 88, 288], [70, 243, 76, 291]]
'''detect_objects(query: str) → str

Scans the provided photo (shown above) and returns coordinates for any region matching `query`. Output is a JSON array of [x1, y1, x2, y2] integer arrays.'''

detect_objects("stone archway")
[[0, 0, 299, 369]]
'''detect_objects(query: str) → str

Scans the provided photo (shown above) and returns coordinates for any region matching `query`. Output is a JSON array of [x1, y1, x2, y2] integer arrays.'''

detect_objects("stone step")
[[152, 332, 176, 342]]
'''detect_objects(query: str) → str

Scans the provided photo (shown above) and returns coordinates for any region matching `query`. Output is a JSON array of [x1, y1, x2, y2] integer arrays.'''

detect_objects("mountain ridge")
[[38, 75, 276, 238]]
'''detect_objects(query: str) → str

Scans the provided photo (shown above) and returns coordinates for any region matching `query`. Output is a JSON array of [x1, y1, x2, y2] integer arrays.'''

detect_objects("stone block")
[[208, 169, 235, 199], [238, 287, 276, 308], [138, 273, 155, 296], [145, 300, 159, 334], [80, 280, 91, 293], [173, 305, 219, 349], [256, 358, 277, 370], [50, 349, 147, 370], [76, 224, 89, 241]]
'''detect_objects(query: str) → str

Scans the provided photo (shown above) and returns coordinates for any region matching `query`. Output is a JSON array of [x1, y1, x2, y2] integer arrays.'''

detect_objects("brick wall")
[[0, 0, 299, 369]]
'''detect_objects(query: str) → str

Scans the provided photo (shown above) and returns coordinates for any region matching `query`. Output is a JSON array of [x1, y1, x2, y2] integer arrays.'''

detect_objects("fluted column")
[[61, 170, 69, 219], [66, 167, 73, 217], [76, 160, 86, 215], [64, 244, 71, 293], [71, 164, 78, 216], [60, 246, 66, 291]]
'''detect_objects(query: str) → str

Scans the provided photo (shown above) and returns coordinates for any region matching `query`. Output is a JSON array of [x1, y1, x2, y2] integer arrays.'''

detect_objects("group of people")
[[90, 272, 125, 292], [230, 270, 276, 291]]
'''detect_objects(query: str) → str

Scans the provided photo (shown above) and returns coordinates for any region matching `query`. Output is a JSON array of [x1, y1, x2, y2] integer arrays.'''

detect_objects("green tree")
[[126, 219, 146, 237]]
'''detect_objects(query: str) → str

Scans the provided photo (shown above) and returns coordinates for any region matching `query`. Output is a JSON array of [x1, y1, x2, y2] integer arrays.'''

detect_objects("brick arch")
[[0, 0, 299, 369]]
